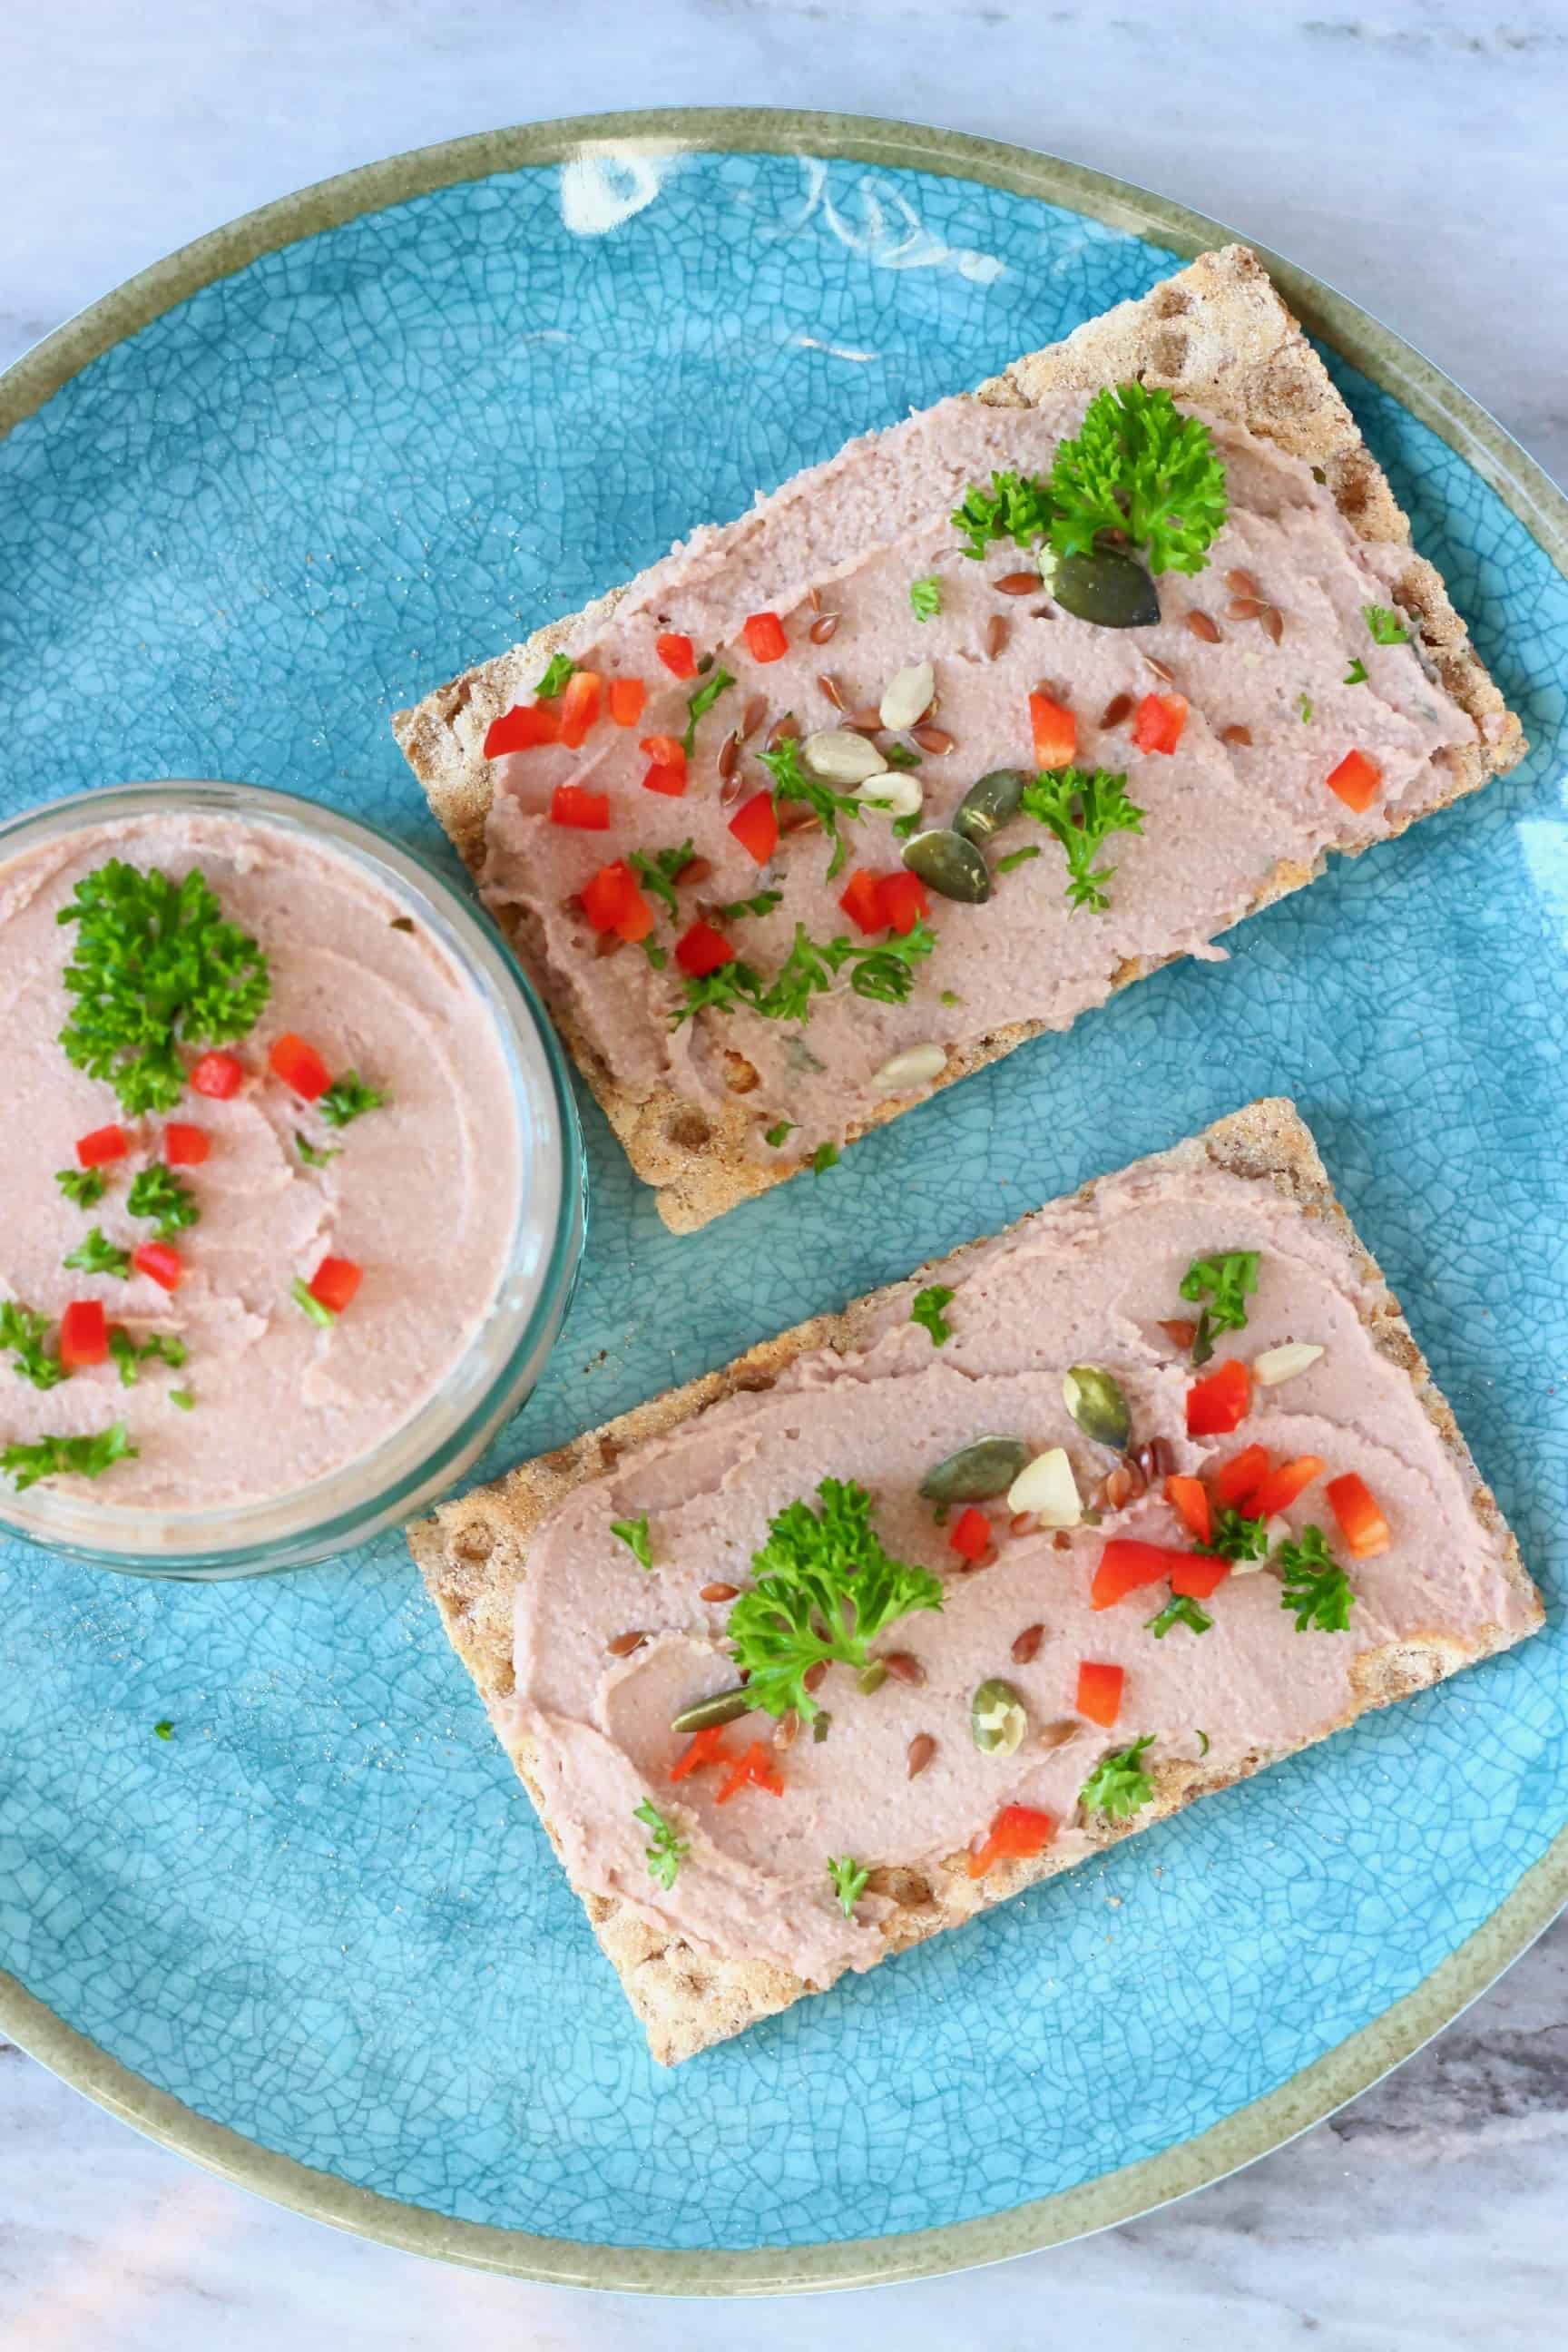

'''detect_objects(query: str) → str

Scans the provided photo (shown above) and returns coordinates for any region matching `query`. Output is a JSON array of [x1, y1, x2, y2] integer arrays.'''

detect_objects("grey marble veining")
[[4, 1918, 1565, 2347], [1, 0, 1564, 2342]]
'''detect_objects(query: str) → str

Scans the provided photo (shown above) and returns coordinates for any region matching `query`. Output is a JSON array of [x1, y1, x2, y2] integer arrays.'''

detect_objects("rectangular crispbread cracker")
[[411, 1099, 1542, 2063], [393, 245, 1524, 1233]]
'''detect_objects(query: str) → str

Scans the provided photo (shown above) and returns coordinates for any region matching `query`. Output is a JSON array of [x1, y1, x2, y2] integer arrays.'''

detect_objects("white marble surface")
[[2, 2, 1565, 2342]]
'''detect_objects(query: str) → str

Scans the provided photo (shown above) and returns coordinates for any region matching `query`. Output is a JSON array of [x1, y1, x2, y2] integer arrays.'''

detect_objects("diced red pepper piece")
[[1212, 1443, 1270, 1510], [669, 1726, 733, 1782], [58, 1300, 109, 1369], [1327, 1471, 1391, 1558], [713, 1740, 787, 1805], [132, 1240, 183, 1292], [614, 891, 654, 945], [1186, 1357, 1251, 1436], [190, 1051, 245, 1100], [1091, 1537, 1195, 1611], [163, 1123, 210, 1167], [1132, 691, 1189, 755], [269, 1032, 331, 1101], [483, 701, 560, 757], [948, 1505, 991, 1563], [674, 921, 735, 979], [558, 669, 603, 750], [1325, 748, 1382, 813], [1075, 1660, 1124, 1729], [1250, 1454, 1324, 1521], [607, 676, 648, 728], [1163, 1474, 1212, 1544], [729, 790, 780, 867], [877, 871, 929, 937], [1029, 690, 1077, 769], [75, 1124, 130, 1169], [838, 868, 888, 935], [1171, 1556, 1230, 1600], [968, 1802, 1055, 1879], [580, 860, 640, 935], [308, 1256, 362, 1316], [742, 610, 789, 664], [549, 783, 612, 830], [639, 738, 689, 798], [655, 632, 697, 680]]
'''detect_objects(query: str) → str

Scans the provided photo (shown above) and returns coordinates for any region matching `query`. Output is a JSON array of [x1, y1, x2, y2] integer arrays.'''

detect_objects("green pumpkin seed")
[[1062, 1365, 1132, 1450], [953, 768, 1028, 848], [1041, 544, 1161, 630], [858, 1661, 888, 1697], [670, 1684, 755, 1735], [919, 1435, 1030, 1502], [971, 1677, 1028, 1757], [902, 828, 992, 904]]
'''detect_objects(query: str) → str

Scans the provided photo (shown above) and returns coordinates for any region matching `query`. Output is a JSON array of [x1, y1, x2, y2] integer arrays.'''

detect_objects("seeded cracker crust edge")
[[409, 1098, 1543, 2064], [392, 244, 1526, 1234]]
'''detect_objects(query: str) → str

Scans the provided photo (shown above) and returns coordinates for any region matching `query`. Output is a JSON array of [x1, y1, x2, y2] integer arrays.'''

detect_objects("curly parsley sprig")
[[0, 1304, 67, 1392], [3, 1423, 137, 1492], [1080, 1732, 1158, 1821], [953, 385, 1228, 578], [727, 1477, 944, 1720], [57, 861, 270, 1116], [1276, 1525, 1357, 1632], [758, 736, 864, 881], [1020, 767, 1145, 915], [670, 920, 935, 1030], [634, 1798, 689, 1890], [1180, 1248, 1259, 1365]]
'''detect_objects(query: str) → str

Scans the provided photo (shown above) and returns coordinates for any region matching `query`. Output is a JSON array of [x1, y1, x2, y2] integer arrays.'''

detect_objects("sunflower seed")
[[870, 1042, 946, 1093], [880, 661, 936, 732], [856, 770, 924, 820], [1253, 1341, 1325, 1387], [803, 728, 888, 784], [1005, 1447, 1082, 1525]]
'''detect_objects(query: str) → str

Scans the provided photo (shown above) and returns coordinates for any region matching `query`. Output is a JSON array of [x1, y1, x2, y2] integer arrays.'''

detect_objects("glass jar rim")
[[0, 779, 586, 1573]]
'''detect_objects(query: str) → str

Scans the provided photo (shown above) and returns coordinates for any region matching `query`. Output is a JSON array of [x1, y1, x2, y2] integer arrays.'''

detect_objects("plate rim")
[[3, 103, 1565, 2295]]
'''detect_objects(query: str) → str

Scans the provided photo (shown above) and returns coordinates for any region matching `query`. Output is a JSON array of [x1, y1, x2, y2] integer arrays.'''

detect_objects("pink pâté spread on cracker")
[[0, 810, 520, 1507], [496, 1151, 1534, 1991], [475, 386, 1476, 1171]]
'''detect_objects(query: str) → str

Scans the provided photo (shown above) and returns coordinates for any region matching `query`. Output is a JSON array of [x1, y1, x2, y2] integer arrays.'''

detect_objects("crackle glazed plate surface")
[[1, 112, 1566, 2293]]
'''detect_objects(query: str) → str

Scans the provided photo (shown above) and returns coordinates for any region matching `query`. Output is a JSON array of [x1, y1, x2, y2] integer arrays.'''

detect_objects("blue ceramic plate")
[[1, 113, 1565, 2293]]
